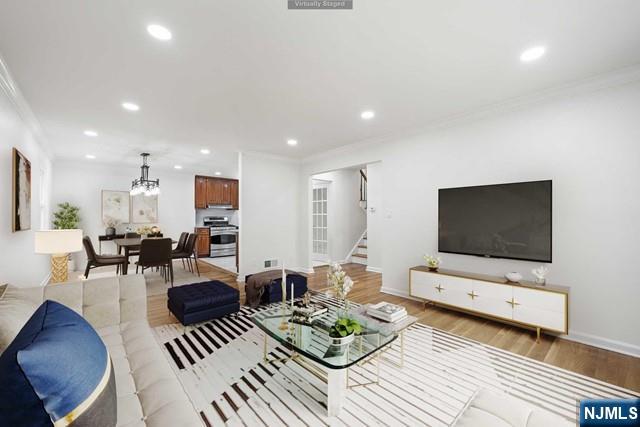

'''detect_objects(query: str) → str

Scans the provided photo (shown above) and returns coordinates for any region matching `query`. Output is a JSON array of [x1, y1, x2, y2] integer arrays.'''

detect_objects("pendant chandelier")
[[130, 153, 160, 196]]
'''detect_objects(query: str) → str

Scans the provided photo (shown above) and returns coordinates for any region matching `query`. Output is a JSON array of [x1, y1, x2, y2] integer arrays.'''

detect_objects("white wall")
[[52, 161, 197, 265], [238, 152, 300, 279], [312, 169, 366, 262], [0, 62, 52, 287], [299, 79, 640, 355]]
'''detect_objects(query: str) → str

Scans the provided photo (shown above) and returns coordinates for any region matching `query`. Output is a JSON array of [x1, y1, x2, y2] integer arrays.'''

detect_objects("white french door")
[[312, 182, 329, 262]]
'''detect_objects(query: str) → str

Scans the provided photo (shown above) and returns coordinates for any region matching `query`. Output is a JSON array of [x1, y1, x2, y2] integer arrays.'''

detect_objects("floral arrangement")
[[330, 317, 362, 338], [327, 263, 354, 301], [423, 254, 442, 270], [136, 225, 160, 236]]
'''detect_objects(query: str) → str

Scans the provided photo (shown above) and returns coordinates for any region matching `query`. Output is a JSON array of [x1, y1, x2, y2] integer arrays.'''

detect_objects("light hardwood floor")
[[148, 261, 640, 392]]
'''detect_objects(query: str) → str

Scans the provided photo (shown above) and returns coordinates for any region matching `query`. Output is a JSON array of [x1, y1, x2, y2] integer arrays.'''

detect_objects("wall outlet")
[[264, 259, 279, 268]]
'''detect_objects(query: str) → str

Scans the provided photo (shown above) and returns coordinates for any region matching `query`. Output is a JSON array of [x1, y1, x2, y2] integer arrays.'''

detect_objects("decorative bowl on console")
[[505, 272, 523, 282], [423, 254, 442, 271]]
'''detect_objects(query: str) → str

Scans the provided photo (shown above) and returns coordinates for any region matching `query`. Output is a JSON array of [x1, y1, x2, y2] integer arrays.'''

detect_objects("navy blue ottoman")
[[244, 273, 308, 305], [168, 280, 240, 326]]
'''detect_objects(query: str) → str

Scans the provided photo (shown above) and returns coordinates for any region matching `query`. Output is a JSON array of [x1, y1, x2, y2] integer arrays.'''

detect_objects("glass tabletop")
[[251, 302, 397, 369]]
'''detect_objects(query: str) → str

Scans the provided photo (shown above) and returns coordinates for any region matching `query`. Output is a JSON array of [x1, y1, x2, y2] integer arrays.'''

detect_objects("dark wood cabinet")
[[195, 176, 207, 209], [195, 175, 239, 209], [195, 227, 210, 257], [230, 180, 239, 210]]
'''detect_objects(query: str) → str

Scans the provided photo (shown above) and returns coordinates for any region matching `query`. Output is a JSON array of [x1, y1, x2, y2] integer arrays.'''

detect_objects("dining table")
[[113, 237, 177, 275]]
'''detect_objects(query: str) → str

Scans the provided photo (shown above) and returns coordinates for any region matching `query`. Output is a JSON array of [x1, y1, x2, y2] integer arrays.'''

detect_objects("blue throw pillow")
[[0, 300, 116, 426]]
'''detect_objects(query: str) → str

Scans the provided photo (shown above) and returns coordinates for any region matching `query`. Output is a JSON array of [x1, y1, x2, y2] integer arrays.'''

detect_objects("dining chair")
[[82, 236, 127, 278], [136, 238, 174, 286], [171, 232, 190, 268], [171, 233, 200, 276]]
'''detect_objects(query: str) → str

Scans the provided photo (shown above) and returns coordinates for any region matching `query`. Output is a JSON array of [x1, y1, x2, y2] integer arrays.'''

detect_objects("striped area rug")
[[153, 294, 638, 426]]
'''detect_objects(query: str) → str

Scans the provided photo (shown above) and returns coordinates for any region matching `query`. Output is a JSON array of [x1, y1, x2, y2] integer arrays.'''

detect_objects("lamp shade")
[[35, 230, 83, 255]]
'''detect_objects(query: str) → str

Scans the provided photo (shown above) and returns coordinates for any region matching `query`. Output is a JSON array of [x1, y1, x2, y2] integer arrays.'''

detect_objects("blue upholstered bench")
[[245, 273, 308, 305], [168, 280, 240, 326]]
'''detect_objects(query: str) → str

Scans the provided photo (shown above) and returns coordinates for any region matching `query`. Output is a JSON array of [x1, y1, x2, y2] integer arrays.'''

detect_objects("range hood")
[[207, 204, 234, 210]]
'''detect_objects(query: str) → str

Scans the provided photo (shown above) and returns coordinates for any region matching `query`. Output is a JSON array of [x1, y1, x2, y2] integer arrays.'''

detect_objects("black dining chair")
[[172, 233, 199, 276], [82, 236, 127, 278], [171, 232, 189, 267], [136, 238, 174, 286]]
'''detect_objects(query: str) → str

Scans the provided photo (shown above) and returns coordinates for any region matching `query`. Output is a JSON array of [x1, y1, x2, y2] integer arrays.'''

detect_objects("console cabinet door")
[[471, 281, 513, 321], [439, 275, 473, 309], [410, 270, 442, 302], [512, 287, 566, 332]]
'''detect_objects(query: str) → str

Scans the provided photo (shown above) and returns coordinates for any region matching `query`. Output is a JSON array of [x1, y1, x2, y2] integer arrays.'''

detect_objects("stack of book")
[[367, 302, 407, 323]]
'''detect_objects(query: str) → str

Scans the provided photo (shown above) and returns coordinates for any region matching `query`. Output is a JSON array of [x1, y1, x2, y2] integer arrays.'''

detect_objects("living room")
[[1, 2, 639, 426]]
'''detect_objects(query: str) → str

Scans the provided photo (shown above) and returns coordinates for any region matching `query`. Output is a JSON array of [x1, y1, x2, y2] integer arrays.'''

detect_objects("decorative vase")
[[329, 332, 354, 347], [105, 227, 115, 236]]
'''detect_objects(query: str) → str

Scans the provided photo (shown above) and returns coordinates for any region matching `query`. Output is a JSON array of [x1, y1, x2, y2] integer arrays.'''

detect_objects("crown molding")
[[0, 54, 53, 159], [302, 64, 640, 165]]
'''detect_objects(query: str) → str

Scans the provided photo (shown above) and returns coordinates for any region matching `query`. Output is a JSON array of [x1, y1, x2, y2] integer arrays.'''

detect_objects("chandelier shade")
[[131, 153, 160, 196]]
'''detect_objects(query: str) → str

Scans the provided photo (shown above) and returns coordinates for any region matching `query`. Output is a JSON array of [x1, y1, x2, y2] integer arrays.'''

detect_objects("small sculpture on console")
[[532, 265, 549, 285]]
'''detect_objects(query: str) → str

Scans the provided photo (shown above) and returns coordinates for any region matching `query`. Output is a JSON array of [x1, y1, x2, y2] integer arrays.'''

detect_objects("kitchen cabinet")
[[195, 227, 210, 257], [195, 175, 239, 209], [230, 180, 239, 209], [195, 176, 207, 209]]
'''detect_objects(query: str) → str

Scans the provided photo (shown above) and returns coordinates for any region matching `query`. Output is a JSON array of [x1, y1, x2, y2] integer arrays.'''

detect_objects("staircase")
[[351, 233, 368, 265]]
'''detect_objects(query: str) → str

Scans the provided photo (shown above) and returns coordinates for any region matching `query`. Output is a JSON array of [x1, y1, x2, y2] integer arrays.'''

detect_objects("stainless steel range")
[[203, 216, 238, 258]]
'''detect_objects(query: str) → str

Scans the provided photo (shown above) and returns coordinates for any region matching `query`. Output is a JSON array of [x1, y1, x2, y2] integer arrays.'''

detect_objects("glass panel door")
[[312, 182, 329, 262]]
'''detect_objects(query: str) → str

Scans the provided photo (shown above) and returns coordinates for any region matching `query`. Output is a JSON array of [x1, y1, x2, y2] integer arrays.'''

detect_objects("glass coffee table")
[[251, 303, 397, 416]]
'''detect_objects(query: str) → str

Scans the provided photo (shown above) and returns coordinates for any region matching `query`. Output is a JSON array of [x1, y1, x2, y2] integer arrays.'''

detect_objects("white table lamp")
[[35, 229, 83, 283]]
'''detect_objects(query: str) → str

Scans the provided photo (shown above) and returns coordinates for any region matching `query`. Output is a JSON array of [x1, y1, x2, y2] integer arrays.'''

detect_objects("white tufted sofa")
[[0, 275, 202, 427]]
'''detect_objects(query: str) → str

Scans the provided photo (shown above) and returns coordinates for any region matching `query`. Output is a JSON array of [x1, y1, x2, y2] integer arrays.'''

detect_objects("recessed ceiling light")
[[174, 165, 183, 170], [214, 171, 222, 176], [200, 148, 210, 155], [287, 139, 298, 146], [361, 110, 375, 120], [83, 130, 98, 137], [147, 24, 172, 41], [121, 101, 140, 112], [520, 46, 546, 62], [85, 154, 96, 159]]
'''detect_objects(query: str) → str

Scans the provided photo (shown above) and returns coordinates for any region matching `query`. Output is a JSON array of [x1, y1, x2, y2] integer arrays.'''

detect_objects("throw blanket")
[[245, 269, 297, 308]]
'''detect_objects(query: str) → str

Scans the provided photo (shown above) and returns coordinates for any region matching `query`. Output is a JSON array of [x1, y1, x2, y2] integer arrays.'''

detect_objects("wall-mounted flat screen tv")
[[438, 180, 552, 262]]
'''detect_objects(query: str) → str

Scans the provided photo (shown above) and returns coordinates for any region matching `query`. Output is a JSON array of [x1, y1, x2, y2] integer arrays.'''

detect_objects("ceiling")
[[1, 1, 639, 170]]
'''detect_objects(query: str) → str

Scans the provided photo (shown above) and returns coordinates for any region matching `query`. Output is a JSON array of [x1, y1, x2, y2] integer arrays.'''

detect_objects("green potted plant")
[[329, 317, 362, 346], [52, 202, 81, 271]]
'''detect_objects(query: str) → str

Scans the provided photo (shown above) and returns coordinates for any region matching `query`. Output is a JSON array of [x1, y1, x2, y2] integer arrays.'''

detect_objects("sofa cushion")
[[454, 389, 573, 427], [0, 300, 116, 426], [168, 280, 239, 313], [0, 285, 39, 354], [97, 321, 202, 427]]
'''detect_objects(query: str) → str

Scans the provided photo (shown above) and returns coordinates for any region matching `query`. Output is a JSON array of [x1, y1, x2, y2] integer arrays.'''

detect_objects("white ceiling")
[[1, 0, 639, 170]]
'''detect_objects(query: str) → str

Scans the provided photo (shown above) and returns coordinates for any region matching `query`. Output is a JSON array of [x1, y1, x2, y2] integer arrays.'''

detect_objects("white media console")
[[409, 266, 569, 340]]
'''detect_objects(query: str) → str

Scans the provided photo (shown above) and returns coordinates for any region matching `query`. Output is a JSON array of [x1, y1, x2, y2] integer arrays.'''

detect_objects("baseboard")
[[563, 331, 640, 358], [381, 287, 640, 358], [366, 266, 383, 273], [379, 286, 422, 302]]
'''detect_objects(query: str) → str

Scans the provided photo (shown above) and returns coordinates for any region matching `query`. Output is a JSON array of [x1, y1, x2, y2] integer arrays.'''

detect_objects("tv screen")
[[438, 180, 552, 262]]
